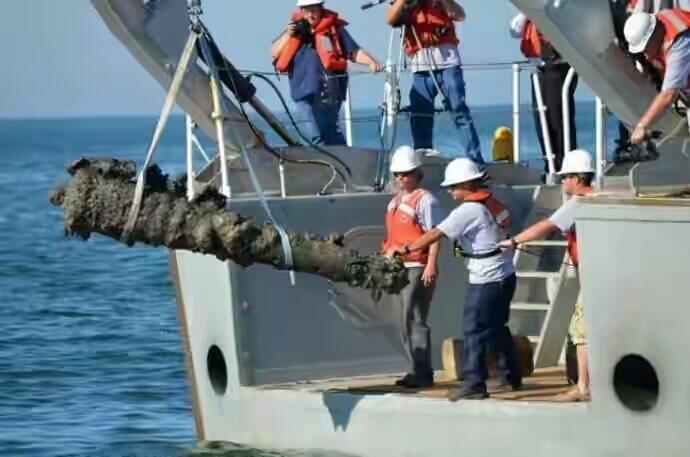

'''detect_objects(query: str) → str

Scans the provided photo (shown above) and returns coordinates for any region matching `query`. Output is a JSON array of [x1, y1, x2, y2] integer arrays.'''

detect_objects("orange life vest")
[[565, 187, 593, 268], [453, 191, 511, 258], [403, 0, 459, 57], [381, 188, 431, 265], [274, 9, 349, 73], [463, 191, 512, 229], [520, 20, 545, 58], [657, 9, 690, 61]]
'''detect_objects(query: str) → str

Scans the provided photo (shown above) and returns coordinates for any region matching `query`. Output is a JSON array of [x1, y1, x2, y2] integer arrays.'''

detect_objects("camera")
[[292, 18, 312, 39]]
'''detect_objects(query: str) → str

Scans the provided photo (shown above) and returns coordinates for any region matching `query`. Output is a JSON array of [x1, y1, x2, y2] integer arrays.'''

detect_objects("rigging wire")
[[201, 28, 351, 194], [515, 245, 576, 268], [234, 60, 539, 79], [246, 71, 357, 176]]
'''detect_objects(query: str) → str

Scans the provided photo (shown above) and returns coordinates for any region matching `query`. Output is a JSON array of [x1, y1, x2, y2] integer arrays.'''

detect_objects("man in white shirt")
[[396, 158, 522, 400], [386, 0, 483, 164], [499, 149, 595, 402]]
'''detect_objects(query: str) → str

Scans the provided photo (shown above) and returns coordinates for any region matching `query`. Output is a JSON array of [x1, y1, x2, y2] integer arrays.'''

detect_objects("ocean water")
[[0, 105, 619, 457]]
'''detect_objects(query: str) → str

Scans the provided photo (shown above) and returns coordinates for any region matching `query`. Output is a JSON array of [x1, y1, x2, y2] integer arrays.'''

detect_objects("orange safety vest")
[[381, 188, 431, 265], [463, 191, 512, 229], [274, 9, 349, 73], [565, 187, 593, 268], [403, 0, 459, 57], [657, 9, 690, 62], [453, 191, 511, 258], [520, 20, 545, 58]]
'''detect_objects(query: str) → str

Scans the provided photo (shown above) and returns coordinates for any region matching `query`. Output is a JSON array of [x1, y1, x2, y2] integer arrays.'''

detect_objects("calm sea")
[[0, 106, 618, 457]]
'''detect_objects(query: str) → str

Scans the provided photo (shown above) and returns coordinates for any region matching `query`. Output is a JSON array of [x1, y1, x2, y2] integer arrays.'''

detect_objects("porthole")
[[207, 345, 228, 395], [613, 354, 659, 412]]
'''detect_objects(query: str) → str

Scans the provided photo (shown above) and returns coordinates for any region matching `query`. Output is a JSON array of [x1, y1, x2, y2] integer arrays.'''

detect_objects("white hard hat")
[[389, 146, 423, 173], [440, 158, 486, 187], [558, 149, 595, 175], [624, 13, 657, 54], [297, 0, 323, 6]]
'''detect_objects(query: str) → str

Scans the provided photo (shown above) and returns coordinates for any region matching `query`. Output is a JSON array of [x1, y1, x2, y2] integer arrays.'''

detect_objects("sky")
[[0, 0, 590, 119]]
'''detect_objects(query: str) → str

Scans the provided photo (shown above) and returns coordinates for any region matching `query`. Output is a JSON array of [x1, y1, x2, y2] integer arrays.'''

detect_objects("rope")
[[240, 138, 298, 285], [515, 246, 576, 268], [120, 30, 199, 244]]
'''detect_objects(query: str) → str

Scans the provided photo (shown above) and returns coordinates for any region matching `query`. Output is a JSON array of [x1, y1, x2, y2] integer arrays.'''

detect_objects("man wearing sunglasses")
[[498, 149, 595, 402], [381, 146, 444, 388], [393, 157, 521, 400]]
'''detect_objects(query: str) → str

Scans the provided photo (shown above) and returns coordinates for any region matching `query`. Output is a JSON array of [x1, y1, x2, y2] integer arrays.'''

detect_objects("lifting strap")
[[199, 33, 297, 285], [121, 30, 200, 244]]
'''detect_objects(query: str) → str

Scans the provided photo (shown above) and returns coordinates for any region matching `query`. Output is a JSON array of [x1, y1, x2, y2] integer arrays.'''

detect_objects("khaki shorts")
[[569, 293, 586, 346]]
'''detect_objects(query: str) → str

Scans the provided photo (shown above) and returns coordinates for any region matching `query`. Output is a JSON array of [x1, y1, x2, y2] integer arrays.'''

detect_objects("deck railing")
[[184, 59, 609, 200]]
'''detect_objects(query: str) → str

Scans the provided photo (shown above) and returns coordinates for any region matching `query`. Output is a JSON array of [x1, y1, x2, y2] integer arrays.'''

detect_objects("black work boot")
[[395, 373, 434, 388], [448, 384, 489, 401]]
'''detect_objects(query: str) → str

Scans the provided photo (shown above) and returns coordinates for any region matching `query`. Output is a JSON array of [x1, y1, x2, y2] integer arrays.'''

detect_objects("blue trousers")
[[463, 274, 522, 392], [410, 65, 484, 164], [295, 94, 346, 146]]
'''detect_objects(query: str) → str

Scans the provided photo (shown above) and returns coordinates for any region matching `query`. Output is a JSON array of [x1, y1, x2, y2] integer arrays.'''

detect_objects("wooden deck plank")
[[263, 367, 575, 402]]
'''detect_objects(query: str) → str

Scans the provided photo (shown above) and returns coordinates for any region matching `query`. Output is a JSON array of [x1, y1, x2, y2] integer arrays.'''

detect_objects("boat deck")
[[261, 367, 574, 402]]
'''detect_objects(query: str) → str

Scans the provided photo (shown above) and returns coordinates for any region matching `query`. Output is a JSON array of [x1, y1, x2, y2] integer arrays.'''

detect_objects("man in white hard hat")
[[624, 9, 690, 144], [271, 0, 382, 145], [395, 158, 522, 400], [381, 146, 443, 388], [499, 149, 595, 402]]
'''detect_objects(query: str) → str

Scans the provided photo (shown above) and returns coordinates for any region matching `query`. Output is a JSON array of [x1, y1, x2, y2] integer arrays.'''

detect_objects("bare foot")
[[555, 386, 590, 402]]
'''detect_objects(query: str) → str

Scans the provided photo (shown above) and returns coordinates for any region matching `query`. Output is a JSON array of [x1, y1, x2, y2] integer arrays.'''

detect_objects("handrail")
[[234, 60, 541, 78], [595, 97, 607, 188], [512, 63, 522, 164], [532, 72, 557, 183], [562, 67, 577, 155]]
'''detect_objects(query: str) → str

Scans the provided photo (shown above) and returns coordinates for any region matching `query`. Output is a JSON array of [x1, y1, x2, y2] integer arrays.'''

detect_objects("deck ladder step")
[[511, 302, 550, 311], [515, 271, 559, 279], [509, 184, 580, 369], [522, 240, 567, 247]]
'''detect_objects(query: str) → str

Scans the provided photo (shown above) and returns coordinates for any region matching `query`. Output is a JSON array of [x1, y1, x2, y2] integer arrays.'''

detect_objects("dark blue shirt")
[[288, 26, 359, 102]]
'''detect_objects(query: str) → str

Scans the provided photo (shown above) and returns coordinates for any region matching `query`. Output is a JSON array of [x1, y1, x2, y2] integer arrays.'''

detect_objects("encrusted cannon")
[[49, 157, 408, 297]]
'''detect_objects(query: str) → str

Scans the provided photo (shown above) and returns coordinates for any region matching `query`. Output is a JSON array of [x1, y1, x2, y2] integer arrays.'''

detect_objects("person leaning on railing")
[[499, 149, 595, 403], [625, 8, 690, 145], [271, 0, 382, 146], [386, 0, 484, 165]]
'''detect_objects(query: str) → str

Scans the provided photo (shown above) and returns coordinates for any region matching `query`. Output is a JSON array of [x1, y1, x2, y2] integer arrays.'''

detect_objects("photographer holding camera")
[[386, 0, 484, 165], [272, 0, 382, 145]]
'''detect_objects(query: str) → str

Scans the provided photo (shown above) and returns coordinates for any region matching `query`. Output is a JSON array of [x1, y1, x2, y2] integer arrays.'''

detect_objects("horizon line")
[[0, 99, 601, 123]]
